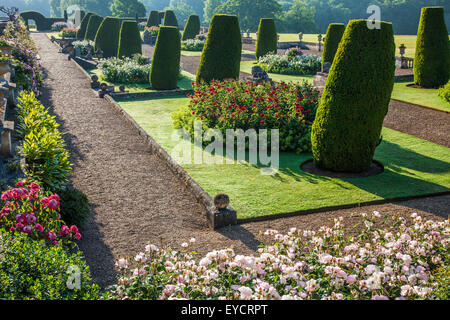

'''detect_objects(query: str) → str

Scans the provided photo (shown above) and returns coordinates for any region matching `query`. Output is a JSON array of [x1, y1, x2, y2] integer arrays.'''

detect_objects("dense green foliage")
[[322, 23, 345, 66], [438, 81, 450, 102], [182, 15, 200, 40], [147, 10, 161, 27], [84, 14, 103, 41], [413, 7, 450, 88], [110, 0, 147, 17], [19, 11, 65, 31], [196, 14, 242, 83], [117, 20, 142, 58], [311, 20, 396, 172], [150, 26, 181, 90], [59, 187, 91, 227], [76, 12, 95, 38], [255, 18, 278, 59], [0, 231, 100, 300], [94, 17, 121, 58], [163, 10, 178, 27]]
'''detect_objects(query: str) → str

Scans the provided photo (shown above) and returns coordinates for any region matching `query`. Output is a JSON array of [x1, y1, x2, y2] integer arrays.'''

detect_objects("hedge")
[[19, 11, 65, 31], [76, 12, 95, 39], [311, 20, 396, 172], [117, 20, 142, 58], [163, 10, 178, 28], [182, 15, 200, 41], [322, 23, 345, 67], [150, 26, 181, 90], [255, 18, 277, 59], [147, 10, 160, 27], [196, 14, 242, 83], [84, 14, 103, 41], [413, 7, 450, 88], [94, 17, 121, 58]]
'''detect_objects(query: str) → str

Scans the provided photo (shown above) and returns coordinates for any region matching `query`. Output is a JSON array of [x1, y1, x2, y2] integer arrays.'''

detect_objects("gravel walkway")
[[32, 33, 448, 289]]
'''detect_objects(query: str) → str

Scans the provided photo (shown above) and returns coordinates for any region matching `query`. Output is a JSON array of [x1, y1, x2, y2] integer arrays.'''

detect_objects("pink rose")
[[60, 225, 70, 236], [35, 223, 44, 232], [47, 231, 56, 241]]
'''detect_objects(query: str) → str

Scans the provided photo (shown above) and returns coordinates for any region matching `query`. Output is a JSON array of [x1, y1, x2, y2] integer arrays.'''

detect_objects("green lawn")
[[181, 49, 254, 57], [117, 95, 450, 220], [391, 81, 450, 112], [87, 68, 195, 93], [240, 60, 314, 85]]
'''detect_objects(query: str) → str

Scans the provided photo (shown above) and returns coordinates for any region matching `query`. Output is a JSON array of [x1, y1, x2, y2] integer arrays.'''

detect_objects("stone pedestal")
[[0, 121, 14, 158], [208, 207, 237, 229], [313, 72, 328, 93]]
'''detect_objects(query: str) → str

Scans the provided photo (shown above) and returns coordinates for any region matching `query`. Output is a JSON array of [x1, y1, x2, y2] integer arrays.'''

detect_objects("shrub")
[[414, 7, 450, 88], [0, 181, 81, 245], [182, 15, 200, 41], [255, 18, 277, 60], [286, 47, 302, 58], [438, 81, 450, 102], [311, 20, 395, 172], [0, 231, 100, 300], [84, 14, 103, 41], [163, 10, 178, 28], [76, 12, 95, 39], [108, 212, 449, 300], [94, 17, 121, 58], [20, 11, 63, 31], [59, 187, 91, 227], [196, 14, 242, 83], [117, 21, 142, 58], [322, 23, 345, 67], [258, 54, 322, 75], [51, 22, 69, 32], [98, 55, 150, 84], [181, 38, 205, 51], [150, 26, 181, 90], [147, 10, 160, 27], [172, 79, 319, 154], [59, 27, 77, 38], [16, 92, 72, 191]]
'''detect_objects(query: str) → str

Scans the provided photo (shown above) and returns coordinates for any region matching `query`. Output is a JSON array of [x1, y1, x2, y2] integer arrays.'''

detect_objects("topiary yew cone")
[[255, 18, 277, 59], [322, 23, 345, 68], [311, 19, 396, 173], [163, 10, 178, 28], [149, 26, 181, 90], [117, 21, 142, 58], [76, 12, 94, 38], [413, 7, 450, 88], [94, 17, 121, 58], [196, 14, 242, 83], [182, 15, 200, 41], [147, 10, 160, 27], [84, 14, 103, 41]]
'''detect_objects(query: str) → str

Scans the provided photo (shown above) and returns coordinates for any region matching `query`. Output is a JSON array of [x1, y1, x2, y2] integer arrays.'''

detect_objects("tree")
[[110, 0, 147, 17], [321, 23, 345, 66], [276, 0, 317, 33], [94, 17, 121, 58], [203, 0, 224, 25], [182, 14, 200, 40], [117, 20, 142, 57], [58, 0, 113, 18], [142, 0, 169, 11], [255, 18, 277, 59], [165, 1, 194, 26]]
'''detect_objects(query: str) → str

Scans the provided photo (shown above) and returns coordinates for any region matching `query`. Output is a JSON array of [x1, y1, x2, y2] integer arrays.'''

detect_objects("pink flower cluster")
[[0, 181, 81, 245], [111, 212, 448, 300]]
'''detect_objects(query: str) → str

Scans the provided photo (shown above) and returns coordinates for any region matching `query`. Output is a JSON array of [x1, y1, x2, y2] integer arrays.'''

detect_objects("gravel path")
[[32, 33, 448, 288]]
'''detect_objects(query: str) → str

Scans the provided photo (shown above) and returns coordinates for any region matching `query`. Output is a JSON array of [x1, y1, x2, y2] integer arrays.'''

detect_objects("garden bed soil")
[[301, 159, 384, 178]]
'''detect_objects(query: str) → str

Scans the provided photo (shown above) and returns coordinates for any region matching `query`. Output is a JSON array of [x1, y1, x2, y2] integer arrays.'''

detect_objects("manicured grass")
[[181, 49, 254, 57], [117, 95, 450, 220], [391, 81, 450, 112], [240, 60, 314, 85], [87, 68, 195, 93]]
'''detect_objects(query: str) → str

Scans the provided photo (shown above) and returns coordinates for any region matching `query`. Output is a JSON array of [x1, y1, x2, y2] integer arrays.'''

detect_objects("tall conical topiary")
[[94, 17, 121, 58], [255, 18, 277, 59], [322, 23, 345, 67], [163, 10, 178, 28], [196, 14, 242, 83], [182, 15, 200, 41], [76, 12, 94, 38], [117, 21, 142, 58], [80, 10, 85, 22], [413, 7, 450, 88], [311, 20, 396, 173], [84, 14, 103, 41], [147, 10, 160, 27], [149, 26, 181, 90]]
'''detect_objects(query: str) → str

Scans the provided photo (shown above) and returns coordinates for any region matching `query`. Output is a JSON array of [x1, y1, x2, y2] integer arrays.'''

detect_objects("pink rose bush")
[[109, 212, 448, 300], [0, 181, 81, 245]]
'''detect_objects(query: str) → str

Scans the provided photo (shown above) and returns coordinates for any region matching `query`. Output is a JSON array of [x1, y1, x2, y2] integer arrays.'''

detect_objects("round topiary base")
[[300, 159, 384, 178]]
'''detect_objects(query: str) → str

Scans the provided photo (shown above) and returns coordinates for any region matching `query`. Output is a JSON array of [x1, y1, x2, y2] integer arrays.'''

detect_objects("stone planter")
[[0, 60, 11, 81], [0, 46, 12, 56]]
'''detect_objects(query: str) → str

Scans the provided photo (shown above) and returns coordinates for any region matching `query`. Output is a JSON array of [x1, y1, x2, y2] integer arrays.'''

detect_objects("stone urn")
[[0, 46, 12, 56], [0, 59, 11, 81]]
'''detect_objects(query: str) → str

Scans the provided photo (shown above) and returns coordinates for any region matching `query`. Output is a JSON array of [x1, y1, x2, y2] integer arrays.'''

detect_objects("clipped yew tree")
[[311, 19, 396, 173], [255, 18, 277, 59], [413, 7, 450, 88], [322, 23, 345, 67], [76, 12, 94, 38], [163, 10, 178, 28], [84, 14, 103, 41], [182, 15, 200, 41], [117, 21, 142, 58], [196, 14, 242, 83], [94, 17, 121, 58], [147, 10, 160, 27], [150, 26, 181, 90]]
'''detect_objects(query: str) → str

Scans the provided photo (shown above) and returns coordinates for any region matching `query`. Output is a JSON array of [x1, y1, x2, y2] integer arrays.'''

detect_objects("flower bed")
[[98, 55, 151, 84], [59, 27, 77, 38], [258, 53, 322, 76], [181, 39, 205, 52], [108, 212, 449, 300], [72, 40, 93, 56], [172, 79, 319, 153], [51, 22, 69, 32]]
